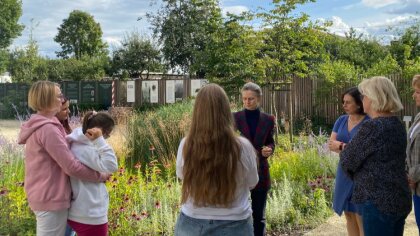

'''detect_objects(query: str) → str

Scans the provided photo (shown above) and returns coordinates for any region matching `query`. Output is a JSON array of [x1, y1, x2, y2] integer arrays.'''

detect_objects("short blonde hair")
[[28, 81, 59, 111], [412, 74, 420, 89], [358, 76, 403, 113]]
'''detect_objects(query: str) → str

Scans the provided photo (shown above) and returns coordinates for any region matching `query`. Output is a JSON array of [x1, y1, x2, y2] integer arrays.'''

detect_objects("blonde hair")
[[28, 81, 59, 111], [181, 84, 241, 207], [412, 74, 420, 89], [358, 76, 403, 113]]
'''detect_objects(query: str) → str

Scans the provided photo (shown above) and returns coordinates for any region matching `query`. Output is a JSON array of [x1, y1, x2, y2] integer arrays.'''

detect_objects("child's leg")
[[68, 220, 108, 236]]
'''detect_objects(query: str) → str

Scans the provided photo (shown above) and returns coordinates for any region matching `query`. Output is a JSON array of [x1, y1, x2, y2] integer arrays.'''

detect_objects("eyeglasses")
[[57, 94, 65, 100]]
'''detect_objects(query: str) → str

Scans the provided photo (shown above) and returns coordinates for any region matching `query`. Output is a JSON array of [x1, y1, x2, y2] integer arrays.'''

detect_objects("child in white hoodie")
[[66, 111, 118, 236]]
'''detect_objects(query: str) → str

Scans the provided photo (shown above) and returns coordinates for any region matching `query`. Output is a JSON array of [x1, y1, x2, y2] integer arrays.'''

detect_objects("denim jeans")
[[174, 211, 253, 236], [413, 195, 420, 233], [251, 189, 268, 236], [361, 201, 408, 236]]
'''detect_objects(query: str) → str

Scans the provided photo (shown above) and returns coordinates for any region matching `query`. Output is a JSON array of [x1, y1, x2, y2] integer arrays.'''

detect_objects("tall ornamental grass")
[[126, 101, 193, 171]]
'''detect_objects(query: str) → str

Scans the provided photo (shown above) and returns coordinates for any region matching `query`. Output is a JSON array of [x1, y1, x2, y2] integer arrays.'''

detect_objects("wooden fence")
[[0, 74, 418, 124], [260, 74, 418, 128]]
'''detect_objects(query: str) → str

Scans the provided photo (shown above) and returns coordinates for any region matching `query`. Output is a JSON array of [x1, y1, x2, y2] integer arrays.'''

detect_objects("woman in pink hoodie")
[[18, 81, 108, 236]]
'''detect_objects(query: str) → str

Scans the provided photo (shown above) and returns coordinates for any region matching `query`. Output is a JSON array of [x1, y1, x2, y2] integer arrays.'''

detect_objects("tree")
[[147, 0, 222, 76], [256, 0, 325, 81], [0, 0, 24, 73], [389, 20, 420, 69], [8, 21, 49, 82], [0, 0, 24, 49], [8, 38, 48, 82], [111, 31, 162, 79], [203, 14, 265, 95], [54, 10, 107, 59]]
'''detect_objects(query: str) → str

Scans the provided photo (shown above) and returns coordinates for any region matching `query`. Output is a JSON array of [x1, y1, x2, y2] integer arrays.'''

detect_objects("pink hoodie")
[[18, 114, 107, 211]]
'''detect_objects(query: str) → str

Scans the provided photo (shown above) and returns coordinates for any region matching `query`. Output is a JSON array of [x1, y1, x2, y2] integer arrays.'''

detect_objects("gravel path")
[[305, 209, 417, 235], [0, 119, 21, 141]]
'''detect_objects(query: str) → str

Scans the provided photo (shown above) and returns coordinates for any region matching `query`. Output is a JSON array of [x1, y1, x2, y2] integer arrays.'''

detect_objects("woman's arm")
[[340, 121, 379, 179], [408, 137, 420, 183], [262, 116, 275, 157], [329, 132, 343, 153], [42, 124, 108, 182]]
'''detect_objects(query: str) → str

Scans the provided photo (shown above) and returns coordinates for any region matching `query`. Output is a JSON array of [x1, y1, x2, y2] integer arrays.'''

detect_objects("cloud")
[[221, 5, 249, 16], [321, 16, 368, 37], [12, 0, 156, 57], [361, 0, 401, 8], [364, 15, 413, 28], [387, 0, 420, 14]]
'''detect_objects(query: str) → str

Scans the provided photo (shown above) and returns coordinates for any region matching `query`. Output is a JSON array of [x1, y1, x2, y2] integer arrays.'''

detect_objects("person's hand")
[[408, 176, 416, 190], [85, 127, 103, 140], [262, 146, 273, 158], [328, 139, 342, 152]]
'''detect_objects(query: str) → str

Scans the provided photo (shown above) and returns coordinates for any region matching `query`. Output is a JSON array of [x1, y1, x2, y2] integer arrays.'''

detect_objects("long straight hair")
[[181, 84, 241, 207]]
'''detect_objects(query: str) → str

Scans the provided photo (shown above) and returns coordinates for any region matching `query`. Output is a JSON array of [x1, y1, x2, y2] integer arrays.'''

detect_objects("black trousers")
[[251, 189, 269, 236]]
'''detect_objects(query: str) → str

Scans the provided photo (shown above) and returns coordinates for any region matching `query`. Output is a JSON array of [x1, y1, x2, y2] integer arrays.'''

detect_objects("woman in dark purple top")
[[233, 82, 275, 236]]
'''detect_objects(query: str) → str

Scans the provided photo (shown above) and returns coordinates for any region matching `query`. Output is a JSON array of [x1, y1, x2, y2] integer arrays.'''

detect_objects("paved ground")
[[305, 209, 417, 235], [0, 119, 21, 141]]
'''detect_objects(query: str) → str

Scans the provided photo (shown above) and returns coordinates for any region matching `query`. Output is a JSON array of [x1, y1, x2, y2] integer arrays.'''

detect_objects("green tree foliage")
[[389, 20, 420, 69], [257, 0, 324, 81], [147, 0, 222, 76], [321, 30, 388, 72], [0, 0, 24, 73], [0, 0, 24, 49], [47, 56, 108, 81], [202, 14, 265, 95], [111, 31, 162, 79], [364, 54, 401, 78], [8, 38, 48, 82], [54, 10, 108, 59]]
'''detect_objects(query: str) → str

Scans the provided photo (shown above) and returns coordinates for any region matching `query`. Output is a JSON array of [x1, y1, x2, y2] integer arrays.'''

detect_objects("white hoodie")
[[66, 127, 118, 225]]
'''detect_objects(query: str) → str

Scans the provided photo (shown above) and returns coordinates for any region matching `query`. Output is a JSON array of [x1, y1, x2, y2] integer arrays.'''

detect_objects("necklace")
[[348, 115, 364, 125]]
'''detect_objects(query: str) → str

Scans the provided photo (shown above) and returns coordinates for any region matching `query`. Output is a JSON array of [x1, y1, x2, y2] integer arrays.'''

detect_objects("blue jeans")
[[174, 211, 253, 236], [64, 224, 75, 236], [413, 195, 420, 233], [361, 201, 408, 236]]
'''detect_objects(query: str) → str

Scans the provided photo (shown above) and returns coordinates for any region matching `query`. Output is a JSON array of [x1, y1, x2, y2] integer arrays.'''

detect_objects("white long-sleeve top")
[[176, 136, 259, 220], [66, 127, 118, 225]]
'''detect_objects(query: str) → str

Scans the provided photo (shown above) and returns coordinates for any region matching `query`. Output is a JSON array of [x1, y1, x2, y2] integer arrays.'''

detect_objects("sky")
[[11, 0, 420, 58]]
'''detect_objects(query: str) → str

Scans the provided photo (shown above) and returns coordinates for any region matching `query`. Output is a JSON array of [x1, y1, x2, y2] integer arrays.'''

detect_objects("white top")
[[66, 127, 118, 225], [176, 136, 258, 220]]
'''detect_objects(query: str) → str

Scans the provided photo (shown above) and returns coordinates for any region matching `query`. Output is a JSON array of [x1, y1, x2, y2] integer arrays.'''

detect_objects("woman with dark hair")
[[175, 84, 258, 235], [67, 111, 118, 236], [329, 87, 369, 236], [233, 82, 275, 236], [56, 97, 72, 135]]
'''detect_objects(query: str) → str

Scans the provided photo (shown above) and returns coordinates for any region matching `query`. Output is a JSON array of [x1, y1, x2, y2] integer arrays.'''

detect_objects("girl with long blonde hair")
[[175, 84, 258, 236]]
